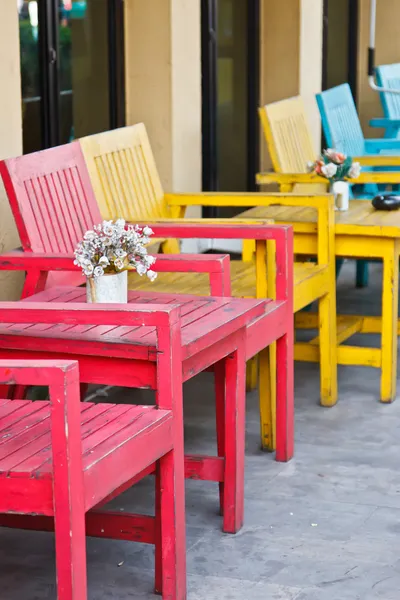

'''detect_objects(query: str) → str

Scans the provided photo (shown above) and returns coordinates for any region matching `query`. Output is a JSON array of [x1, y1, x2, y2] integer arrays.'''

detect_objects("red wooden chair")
[[0, 349, 186, 595], [0, 141, 100, 296]]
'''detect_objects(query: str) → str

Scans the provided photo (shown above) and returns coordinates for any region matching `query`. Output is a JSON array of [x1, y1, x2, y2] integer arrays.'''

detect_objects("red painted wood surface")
[[0, 251, 232, 299], [0, 145, 293, 470], [0, 154, 294, 527], [0, 353, 187, 598], [0, 287, 292, 535], [0, 511, 157, 544], [0, 290, 266, 361], [0, 142, 101, 291]]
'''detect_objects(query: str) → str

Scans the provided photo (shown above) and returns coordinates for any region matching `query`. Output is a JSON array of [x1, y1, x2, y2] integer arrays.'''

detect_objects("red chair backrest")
[[0, 141, 102, 288]]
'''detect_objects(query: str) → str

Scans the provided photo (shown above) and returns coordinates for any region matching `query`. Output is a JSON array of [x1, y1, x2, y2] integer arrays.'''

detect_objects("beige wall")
[[124, 0, 201, 196], [260, 0, 300, 107], [0, 0, 23, 300], [299, 0, 323, 149], [357, 0, 400, 136], [260, 0, 323, 170]]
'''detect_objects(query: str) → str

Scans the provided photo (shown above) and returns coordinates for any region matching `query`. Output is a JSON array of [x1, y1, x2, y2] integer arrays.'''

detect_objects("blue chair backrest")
[[376, 63, 400, 121], [316, 84, 365, 156]]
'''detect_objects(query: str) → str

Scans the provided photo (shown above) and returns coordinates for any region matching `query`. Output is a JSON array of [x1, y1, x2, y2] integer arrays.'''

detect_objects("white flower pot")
[[86, 270, 128, 303], [331, 180, 349, 211]]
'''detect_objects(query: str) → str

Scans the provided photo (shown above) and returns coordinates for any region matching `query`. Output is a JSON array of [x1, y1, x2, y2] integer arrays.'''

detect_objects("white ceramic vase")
[[331, 180, 350, 211], [86, 270, 128, 303]]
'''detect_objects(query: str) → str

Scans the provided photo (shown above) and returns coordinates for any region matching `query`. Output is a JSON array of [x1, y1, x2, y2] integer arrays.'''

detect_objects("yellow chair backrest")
[[259, 96, 327, 193], [79, 123, 168, 222]]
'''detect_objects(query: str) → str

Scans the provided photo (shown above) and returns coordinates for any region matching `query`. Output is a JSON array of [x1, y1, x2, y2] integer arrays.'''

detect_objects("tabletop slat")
[[239, 201, 400, 237], [0, 287, 267, 360]]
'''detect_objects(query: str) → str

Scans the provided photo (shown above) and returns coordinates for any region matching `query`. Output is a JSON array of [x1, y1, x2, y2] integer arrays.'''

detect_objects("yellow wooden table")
[[240, 201, 400, 403]]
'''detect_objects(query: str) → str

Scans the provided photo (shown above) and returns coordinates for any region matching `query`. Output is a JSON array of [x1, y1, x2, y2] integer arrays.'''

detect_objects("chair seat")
[[131, 260, 328, 312], [0, 400, 173, 515]]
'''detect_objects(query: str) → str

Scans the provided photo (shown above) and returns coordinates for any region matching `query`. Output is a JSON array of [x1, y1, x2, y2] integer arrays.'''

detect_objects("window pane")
[[58, 0, 110, 143], [216, 0, 248, 210]]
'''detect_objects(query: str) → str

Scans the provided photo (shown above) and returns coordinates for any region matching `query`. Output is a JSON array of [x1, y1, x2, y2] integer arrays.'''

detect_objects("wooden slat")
[[239, 201, 400, 239], [80, 124, 167, 222], [309, 315, 363, 346], [0, 404, 100, 474], [0, 401, 50, 438], [0, 402, 168, 478], [0, 142, 102, 288], [0, 288, 266, 365], [30, 404, 137, 476], [82, 410, 170, 472]]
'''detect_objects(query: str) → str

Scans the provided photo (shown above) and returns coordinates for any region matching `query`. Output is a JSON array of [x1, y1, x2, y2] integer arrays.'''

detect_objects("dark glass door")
[[322, 0, 358, 100], [19, 1, 43, 153], [201, 0, 260, 209], [19, 0, 125, 154]]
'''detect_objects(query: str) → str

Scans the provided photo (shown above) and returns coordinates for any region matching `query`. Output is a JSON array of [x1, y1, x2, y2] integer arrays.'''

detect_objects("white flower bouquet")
[[74, 219, 157, 281], [307, 149, 361, 182]]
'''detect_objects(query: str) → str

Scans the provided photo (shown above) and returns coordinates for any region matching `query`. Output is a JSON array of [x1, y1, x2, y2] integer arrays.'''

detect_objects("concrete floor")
[[2, 260, 400, 599]]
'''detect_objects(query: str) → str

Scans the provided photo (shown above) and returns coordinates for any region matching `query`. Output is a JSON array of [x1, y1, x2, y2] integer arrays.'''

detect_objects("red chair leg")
[[154, 319, 186, 598], [51, 372, 87, 599], [154, 463, 162, 595], [222, 335, 246, 534], [275, 331, 294, 462], [156, 449, 187, 599], [54, 503, 87, 599], [215, 361, 225, 516]]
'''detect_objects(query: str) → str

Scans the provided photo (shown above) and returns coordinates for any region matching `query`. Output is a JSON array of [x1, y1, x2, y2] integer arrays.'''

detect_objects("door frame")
[[38, 0, 59, 148], [201, 0, 260, 202], [108, 0, 126, 130], [322, 0, 358, 102]]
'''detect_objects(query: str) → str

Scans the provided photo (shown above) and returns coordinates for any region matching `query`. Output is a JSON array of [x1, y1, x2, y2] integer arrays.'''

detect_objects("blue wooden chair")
[[316, 83, 400, 157], [371, 63, 400, 138], [316, 83, 400, 286], [316, 84, 400, 196]]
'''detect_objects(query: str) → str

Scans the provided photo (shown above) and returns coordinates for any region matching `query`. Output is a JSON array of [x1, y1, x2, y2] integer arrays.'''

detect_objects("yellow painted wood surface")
[[256, 171, 400, 186], [130, 259, 323, 303], [239, 201, 400, 239], [259, 97, 327, 195], [79, 123, 180, 253], [238, 203, 400, 403], [381, 240, 400, 402], [259, 97, 316, 173], [146, 192, 338, 408]]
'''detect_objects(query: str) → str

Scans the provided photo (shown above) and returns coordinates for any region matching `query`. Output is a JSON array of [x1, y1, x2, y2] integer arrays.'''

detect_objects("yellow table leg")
[[380, 240, 400, 402], [258, 346, 275, 451], [242, 239, 256, 262], [258, 238, 276, 450], [246, 357, 258, 391], [318, 276, 338, 407]]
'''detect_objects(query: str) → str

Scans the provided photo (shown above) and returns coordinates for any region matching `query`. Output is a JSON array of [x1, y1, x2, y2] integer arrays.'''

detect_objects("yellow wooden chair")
[[258, 96, 327, 195], [257, 95, 400, 190], [79, 125, 338, 427], [79, 124, 180, 254]]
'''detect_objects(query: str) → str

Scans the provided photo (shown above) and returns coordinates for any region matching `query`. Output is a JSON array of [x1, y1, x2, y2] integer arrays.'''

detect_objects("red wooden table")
[[0, 285, 293, 534]]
